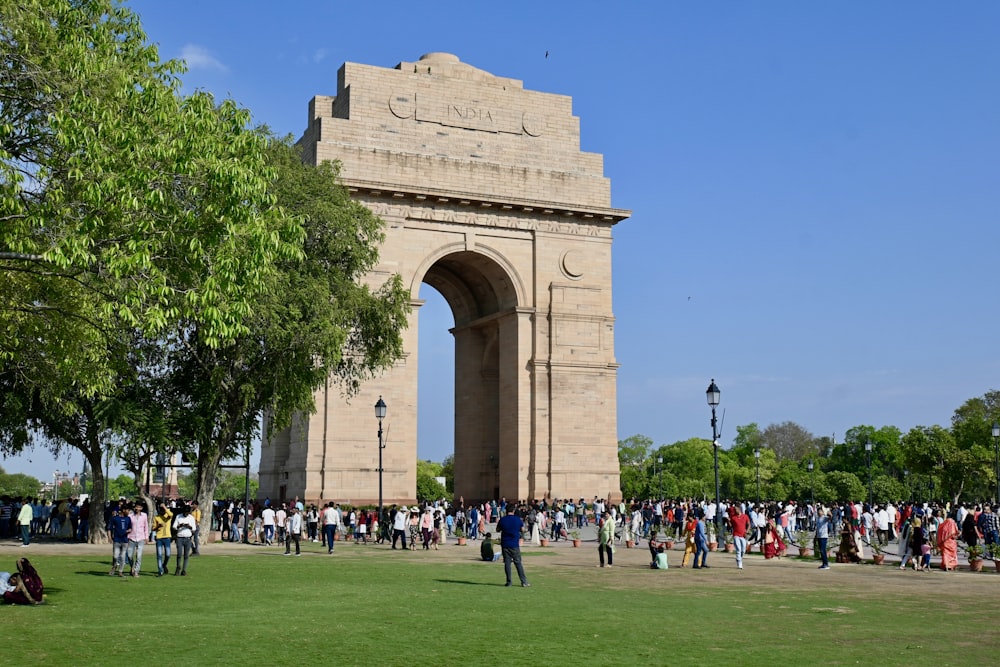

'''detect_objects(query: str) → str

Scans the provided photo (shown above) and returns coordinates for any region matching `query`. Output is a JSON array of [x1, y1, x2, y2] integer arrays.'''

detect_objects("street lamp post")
[[807, 460, 814, 511], [754, 449, 761, 505], [375, 396, 387, 526], [657, 456, 663, 501], [706, 379, 721, 538], [992, 422, 999, 505], [865, 440, 873, 508]]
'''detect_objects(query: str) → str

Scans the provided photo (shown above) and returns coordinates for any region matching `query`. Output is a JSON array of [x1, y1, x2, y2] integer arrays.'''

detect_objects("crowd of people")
[[0, 495, 93, 545], [7, 490, 999, 594]]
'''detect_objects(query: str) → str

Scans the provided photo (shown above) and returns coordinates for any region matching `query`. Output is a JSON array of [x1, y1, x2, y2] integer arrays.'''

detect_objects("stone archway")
[[259, 53, 628, 505]]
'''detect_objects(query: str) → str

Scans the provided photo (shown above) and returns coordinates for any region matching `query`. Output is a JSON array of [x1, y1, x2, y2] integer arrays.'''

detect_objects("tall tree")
[[170, 136, 409, 538], [761, 421, 815, 461], [618, 434, 652, 499], [1, 0, 305, 534], [1, 0, 304, 397]]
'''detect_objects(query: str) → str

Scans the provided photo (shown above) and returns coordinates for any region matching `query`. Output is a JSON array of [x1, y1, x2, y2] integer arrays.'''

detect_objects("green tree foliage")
[[171, 136, 408, 530], [106, 474, 136, 500], [1, 0, 304, 396], [948, 391, 1000, 502], [439, 455, 454, 493], [0, 467, 42, 497], [1, 0, 306, 541], [213, 472, 259, 502], [416, 459, 447, 501], [416, 474, 447, 502], [618, 434, 652, 499], [823, 471, 865, 504]]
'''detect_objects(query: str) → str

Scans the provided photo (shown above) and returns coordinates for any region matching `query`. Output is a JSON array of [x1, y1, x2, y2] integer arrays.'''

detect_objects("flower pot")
[[665, 541, 674, 550], [539, 538, 549, 547], [626, 540, 634, 549], [969, 558, 983, 572], [724, 543, 734, 553], [457, 537, 467, 546], [708, 542, 717, 552], [572, 539, 581, 548], [798, 548, 812, 558], [872, 554, 885, 565], [995, 560, 1000, 573]]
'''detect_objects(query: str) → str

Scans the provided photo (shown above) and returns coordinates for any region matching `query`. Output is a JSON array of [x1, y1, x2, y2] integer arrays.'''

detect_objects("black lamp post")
[[754, 448, 761, 505], [657, 456, 663, 501], [865, 440, 873, 508], [706, 379, 721, 537], [375, 396, 387, 523], [992, 421, 999, 505], [807, 460, 814, 510]]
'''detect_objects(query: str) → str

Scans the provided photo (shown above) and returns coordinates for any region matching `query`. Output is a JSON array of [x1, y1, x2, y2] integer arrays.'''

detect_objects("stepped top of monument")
[[299, 53, 628, 219], [395, 52, 522, 88]]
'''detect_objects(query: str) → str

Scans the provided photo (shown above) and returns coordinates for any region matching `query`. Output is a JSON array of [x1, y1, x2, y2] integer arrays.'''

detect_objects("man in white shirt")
[[553, 508, 565, 541], [275, 505, 287, 544], [392, 505, 409, 549], [321, 502, 339, 554], [284, 507, 303, 556], [261, 506, 276, 545], [876, 506, 890, 545]]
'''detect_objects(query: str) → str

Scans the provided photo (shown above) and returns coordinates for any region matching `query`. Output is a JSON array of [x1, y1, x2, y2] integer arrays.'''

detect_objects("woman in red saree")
[[3, 558, 43, 605], [764, 518, 785, 559], [937, 511, 959, 572]]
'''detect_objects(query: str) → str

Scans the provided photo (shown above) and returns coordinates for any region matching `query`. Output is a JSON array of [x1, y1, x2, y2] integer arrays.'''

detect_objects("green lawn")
[[1, 542, 995, 666]]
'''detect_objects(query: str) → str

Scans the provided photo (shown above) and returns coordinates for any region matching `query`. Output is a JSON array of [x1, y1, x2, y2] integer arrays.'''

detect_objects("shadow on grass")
[[433, 578, 505, 586]]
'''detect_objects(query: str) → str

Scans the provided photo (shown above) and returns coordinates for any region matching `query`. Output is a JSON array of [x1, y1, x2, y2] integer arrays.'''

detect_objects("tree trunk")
[[194, 446, 225, 544], [84, 449, 108, 545]]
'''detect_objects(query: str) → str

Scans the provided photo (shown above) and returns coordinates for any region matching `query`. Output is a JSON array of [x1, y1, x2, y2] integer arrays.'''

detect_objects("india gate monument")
[[259, 53, 629, 505]]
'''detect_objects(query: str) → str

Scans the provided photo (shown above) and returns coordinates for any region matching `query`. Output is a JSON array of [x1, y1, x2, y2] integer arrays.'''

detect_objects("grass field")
[[1, 538, 997, 666]]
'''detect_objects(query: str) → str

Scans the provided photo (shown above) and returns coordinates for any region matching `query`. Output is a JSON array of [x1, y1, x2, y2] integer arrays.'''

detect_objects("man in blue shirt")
[[496, 505, 530, 587], [693, 510, 708, 569], [815, 507, 833, 570], [108, 505, 131, 577]]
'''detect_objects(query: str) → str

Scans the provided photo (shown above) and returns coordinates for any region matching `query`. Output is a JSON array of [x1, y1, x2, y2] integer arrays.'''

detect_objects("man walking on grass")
[[284, 506, 303, 556], [729, 504, 750, 570], [497, 505, 529, 587]]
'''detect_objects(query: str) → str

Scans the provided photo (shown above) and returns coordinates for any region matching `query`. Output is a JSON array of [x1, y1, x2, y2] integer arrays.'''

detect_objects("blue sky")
[[5, 1, 999, 480]]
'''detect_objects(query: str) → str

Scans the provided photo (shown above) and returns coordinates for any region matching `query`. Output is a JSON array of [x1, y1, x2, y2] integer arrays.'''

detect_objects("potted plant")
[[795, 530, 813, 558], [569, 529, 581, 547], [868, 539, 885, 565], [966, 544, 984, 572], [987, 543, 1000, 572], [707, 526, 717, 552], [539, 535, 549, 547], [454, 526, 467, 546]]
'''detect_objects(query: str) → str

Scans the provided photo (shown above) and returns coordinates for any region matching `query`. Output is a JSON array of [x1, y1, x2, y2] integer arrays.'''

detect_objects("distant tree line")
[[619, 390, 1000, 505]]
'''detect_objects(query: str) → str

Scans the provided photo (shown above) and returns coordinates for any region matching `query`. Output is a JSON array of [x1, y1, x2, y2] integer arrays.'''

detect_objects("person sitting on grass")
[[481, 532, 500, 561], [651, 545, 669, 570], [648, 530, 662, 567], [2, 558, 44, 605]]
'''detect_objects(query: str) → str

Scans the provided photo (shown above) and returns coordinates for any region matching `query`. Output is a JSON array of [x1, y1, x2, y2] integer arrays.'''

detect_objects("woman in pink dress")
[[936, 511, 959, 571]]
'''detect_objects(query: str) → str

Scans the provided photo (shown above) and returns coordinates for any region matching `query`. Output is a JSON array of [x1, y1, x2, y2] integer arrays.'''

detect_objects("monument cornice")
[[345, 178, 631, 224]]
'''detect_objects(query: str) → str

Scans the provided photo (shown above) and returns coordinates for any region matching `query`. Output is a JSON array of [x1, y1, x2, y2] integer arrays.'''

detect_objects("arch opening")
[[418, 250, 520, 502]]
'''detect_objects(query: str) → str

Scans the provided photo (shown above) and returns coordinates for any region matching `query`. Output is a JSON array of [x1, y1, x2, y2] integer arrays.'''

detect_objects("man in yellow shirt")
[[152, 503, 173, 577]]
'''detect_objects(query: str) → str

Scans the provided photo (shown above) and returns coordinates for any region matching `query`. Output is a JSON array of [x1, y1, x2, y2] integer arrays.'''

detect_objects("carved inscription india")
[[388, 92, 544, 137]]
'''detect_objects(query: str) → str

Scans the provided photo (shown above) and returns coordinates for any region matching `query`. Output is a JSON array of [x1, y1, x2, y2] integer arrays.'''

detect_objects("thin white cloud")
[[180, 44, 228, 73], [313, 48, 327, 64]]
